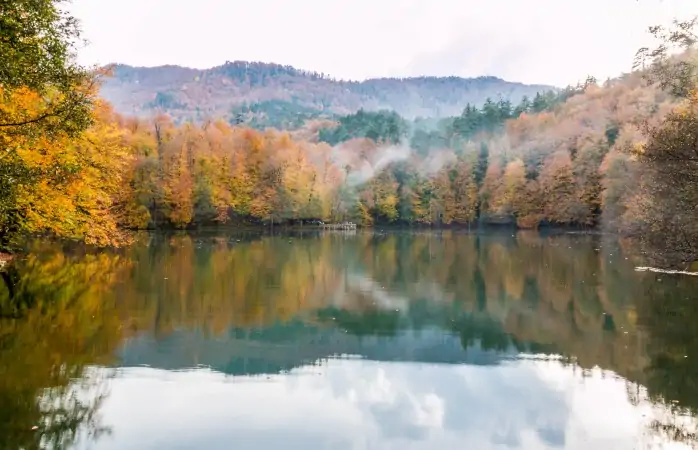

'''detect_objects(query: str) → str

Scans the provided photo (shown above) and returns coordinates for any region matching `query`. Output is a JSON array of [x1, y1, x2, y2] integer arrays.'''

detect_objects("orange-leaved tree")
[[631, 16, 698, 266]]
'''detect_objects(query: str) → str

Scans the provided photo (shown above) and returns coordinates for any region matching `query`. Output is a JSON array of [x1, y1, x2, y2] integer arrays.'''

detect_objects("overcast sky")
[[69, 0, 696, 87]]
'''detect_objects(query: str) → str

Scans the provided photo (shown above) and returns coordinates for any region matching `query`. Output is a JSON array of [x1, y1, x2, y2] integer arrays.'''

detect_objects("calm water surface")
[[1, 230, 698, 449]]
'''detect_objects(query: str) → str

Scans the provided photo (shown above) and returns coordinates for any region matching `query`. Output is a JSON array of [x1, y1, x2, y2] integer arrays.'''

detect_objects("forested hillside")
[[2, 0, 696, 267], [94, 70, 674, 236], [98, 61, 553, 125], [0, 61, 681, 244]]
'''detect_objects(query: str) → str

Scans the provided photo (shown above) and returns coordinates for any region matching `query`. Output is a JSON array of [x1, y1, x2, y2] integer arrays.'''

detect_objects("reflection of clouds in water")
[[314, 359, 568, 447], [325, 365, 446, 441], [337, 274, 411, 311], [84, 360, 685, 450], [333, 273, 453, 312]]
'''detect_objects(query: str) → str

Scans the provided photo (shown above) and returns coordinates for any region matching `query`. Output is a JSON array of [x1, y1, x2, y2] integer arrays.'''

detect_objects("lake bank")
[[122, 220, 605, 234]]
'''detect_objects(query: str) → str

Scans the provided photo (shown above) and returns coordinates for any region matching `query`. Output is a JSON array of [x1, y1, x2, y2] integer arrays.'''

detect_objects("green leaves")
[[319, 109, 408, 146], [0, 1, 104, 251], [0, 0, 94, 135]]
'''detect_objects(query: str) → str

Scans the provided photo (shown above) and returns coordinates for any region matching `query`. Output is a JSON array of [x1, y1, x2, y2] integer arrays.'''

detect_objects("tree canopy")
[[0, 0, 94, 134], [0, 0, 126, 253], [631, 16, 698, 267]]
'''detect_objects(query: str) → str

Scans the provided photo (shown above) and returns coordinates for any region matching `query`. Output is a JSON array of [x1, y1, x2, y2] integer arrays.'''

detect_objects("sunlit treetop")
[[0, 0, 95, 136]]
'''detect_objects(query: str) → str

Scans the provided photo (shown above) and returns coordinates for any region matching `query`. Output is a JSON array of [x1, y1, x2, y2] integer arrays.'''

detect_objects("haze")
[[71, 0, 695, 87]]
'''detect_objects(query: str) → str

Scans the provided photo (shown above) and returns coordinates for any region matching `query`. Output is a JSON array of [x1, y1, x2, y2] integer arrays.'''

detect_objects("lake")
[[1, 230, 698, 449]]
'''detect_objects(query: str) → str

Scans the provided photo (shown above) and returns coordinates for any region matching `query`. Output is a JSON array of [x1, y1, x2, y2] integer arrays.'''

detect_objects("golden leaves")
[[1, 86, 132, 248]]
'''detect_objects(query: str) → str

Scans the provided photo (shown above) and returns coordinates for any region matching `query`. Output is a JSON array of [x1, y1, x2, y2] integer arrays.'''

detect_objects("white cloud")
[[399, 0, 698, 86], [68, 0, 696, 87]]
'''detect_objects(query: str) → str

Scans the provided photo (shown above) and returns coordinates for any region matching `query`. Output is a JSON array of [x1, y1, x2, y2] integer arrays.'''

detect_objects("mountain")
[[98, 61, 555, 126]]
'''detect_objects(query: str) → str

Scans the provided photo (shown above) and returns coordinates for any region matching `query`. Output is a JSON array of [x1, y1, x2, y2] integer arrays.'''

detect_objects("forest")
[[102, 63, 551, 124], [1, 70, 675, 231], [1, 3, 698, 446], [227, 84, 569, 133], [1, 2, 697, 266]]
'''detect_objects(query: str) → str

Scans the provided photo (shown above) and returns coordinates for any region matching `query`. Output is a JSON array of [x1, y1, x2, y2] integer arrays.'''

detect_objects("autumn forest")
[[1, 2, 698, 267], [4, 2, 698, 447], [104, 75, 664, 233]]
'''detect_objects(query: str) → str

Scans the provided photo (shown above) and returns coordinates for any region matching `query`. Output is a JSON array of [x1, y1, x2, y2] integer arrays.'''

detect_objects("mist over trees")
[[0, 0, 696, 271], [1, 3, 698, 447], [99, 63, 553, 125], [97, 67, 676, 237], [0, 45, 690, 253]]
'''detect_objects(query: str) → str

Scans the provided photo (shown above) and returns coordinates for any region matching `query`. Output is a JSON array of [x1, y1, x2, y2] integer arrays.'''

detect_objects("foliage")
[[0, 0, 94, 135], [0, 59, 679, 237], [0, 88, 132, 251], [630, 16, 698, 267], [634, 94, 698, 266], [318, 109, 408, 145], [0, 0, 127, 253], [634, 17, 698, 99], [78, 61, 678, 231], [0, 245, 129, 448], [231, 100, 330, 130], [101, 62, 553, 124], [317, 86, 587, 153], [146, 91, 185, 110]]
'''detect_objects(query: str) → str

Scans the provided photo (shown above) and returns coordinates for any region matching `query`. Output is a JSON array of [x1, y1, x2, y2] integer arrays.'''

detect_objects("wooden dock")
[[320, 222, 357, 230]]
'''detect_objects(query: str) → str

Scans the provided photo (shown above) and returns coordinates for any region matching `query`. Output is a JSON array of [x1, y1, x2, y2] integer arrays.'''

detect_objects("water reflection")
[[0, 243, 129, 449], [113, 232, 643, 373], [0, 231, 697, 449]]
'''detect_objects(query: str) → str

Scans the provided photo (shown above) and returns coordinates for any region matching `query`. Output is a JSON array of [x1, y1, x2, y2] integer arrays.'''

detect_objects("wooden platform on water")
[[320, 222, 357, 230]]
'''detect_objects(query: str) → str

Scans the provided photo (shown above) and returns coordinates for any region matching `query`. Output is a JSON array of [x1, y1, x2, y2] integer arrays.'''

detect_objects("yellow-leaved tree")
[[1, 0, 131, 257], [0, 86, 132, 251]]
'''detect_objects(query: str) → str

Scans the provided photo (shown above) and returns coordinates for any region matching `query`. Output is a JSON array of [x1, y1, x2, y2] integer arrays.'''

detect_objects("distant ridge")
[[99, 60, 555, 126]]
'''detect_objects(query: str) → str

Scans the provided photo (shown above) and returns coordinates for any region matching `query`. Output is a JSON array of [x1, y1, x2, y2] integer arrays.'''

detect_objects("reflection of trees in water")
[[0, 244, 127, 449], [115, 231, 698, 447], [116, 233, 342, 335], [109, 232, 693, 376], [647, 411, 698, 448], [636, 275, 698, 408], [3, 232, 698, 447], [317, 307, 401, 337], [631, 273, 698, 446], [35, 370, 112, 450]]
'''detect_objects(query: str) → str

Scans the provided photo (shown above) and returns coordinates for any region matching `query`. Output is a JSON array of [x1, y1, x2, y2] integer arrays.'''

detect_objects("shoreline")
[[130, 221, 604, 234], [129, 226, 607, 238]]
